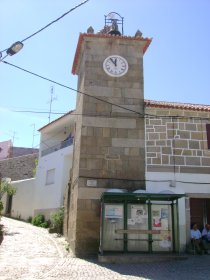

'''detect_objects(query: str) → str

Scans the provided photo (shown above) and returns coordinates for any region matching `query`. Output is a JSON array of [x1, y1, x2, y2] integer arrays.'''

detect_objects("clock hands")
[[110, 57, 117, 67], [103, 55, 128, 77]]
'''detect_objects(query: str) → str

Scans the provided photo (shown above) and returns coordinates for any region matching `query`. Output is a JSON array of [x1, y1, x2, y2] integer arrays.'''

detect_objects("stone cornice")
[[72, 33, 152, 75]]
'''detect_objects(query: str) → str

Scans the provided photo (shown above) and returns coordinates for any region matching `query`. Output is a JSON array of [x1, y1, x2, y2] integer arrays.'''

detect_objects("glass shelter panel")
[[103, 204, 124, 251], [151, 204, 173, 252], [127, 204, 148, 252]]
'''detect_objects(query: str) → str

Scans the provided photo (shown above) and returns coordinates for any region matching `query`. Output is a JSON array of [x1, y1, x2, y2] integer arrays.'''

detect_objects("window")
[[206, 124, 210, 149], [46, 169, 55, 185]]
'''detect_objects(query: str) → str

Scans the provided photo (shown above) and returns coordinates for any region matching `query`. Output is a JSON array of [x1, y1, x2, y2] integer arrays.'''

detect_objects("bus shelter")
[[100, 191, 185, 255]]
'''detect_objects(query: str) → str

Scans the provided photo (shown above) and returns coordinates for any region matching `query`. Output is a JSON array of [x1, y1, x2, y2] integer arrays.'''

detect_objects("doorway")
[[5, 194, 13, 216], [190, 198, 210, 230]]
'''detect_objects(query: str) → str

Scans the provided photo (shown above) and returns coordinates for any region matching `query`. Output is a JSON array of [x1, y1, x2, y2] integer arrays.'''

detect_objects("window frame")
[[206, 124, 210, 149], [45, 168, 55, 185]]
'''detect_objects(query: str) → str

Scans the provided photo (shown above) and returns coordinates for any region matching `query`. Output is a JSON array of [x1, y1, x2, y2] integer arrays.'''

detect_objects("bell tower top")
[[104, 12, 124, 36], [72, 13, 152, 75]]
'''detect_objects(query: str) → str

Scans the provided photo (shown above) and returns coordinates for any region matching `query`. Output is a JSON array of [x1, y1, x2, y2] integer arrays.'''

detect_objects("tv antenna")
[[47, 86, 57, 123]]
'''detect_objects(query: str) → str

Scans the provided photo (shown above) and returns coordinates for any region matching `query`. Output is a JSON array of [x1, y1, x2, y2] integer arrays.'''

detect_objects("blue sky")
[[0, 0, 210, 148]]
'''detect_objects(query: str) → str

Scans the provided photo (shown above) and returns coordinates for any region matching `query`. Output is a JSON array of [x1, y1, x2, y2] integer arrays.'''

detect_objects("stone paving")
[[0, 217, 210, 280]]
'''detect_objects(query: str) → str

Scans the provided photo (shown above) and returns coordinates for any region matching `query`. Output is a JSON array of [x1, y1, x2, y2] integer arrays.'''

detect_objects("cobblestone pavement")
[[0, 217, 210, 280]]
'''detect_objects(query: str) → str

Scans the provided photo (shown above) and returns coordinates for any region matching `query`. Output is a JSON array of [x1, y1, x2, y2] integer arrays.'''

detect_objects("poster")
[[159, 231, 171, 248], [105, 205, 123, 219], [127, 219, 135, 225], [152, 210, 161, 228], [131, 205, 147, 224], [161, 208, 168, 219]]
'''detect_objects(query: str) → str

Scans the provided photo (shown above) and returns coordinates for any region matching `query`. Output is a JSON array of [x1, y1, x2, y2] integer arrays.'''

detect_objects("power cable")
[[31, 127, 210, 186], [78, 176, 210, 186], [3, 60, 210, 121], [2, 60, 145, 117], [12, 110, 66, 115], [1, 61, 210, 120], [0, 0, 90, 53]]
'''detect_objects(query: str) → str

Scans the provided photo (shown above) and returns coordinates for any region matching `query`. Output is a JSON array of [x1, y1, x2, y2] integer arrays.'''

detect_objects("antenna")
[[10, 131, 18, 157], [31, 124, 36, 148], [11, 131, 18, 146], [47, 86, 57, 123]]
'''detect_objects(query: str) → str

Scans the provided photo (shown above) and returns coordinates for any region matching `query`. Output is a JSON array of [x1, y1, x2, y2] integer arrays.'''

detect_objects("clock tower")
[[64, 13, 152, 256]]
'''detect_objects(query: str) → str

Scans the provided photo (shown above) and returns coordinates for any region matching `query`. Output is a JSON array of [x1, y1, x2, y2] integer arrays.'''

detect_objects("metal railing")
[[41, 138, 74, 157]]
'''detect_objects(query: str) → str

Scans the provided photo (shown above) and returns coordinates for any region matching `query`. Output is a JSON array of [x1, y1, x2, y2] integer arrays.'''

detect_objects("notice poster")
[[105, 205, 123, 219], [152, 210, 161, 228], [161, 208, 168, 219], [161, 208, 169, 230], [131, 205, 147, 224], [159, 231, 172, 248]]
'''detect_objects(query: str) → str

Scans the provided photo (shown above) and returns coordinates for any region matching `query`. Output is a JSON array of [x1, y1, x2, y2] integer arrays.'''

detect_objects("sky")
[[0, 0, 210, 148]]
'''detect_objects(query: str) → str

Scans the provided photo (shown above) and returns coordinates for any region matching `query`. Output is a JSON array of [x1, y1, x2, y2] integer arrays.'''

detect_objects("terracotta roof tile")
[[72, 33, 152, 75], [144, 99, 210, 112]]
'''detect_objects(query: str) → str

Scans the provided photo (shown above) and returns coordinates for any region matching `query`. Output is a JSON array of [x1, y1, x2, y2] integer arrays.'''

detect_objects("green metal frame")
[[100, 192, 185, 255]]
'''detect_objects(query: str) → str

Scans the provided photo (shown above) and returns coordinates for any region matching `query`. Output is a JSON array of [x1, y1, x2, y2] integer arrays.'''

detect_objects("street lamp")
[[6, 41, 24, 56], [0, 41, 24, 61]]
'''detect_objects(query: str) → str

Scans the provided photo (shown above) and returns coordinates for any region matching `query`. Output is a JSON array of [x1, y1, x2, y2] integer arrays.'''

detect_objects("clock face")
[[103, 55, 128, 77]]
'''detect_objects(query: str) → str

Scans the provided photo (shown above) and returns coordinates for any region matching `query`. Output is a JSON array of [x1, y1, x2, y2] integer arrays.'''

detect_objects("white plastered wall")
[[33, 145, 73, 219], [10, 178, 35, 220]]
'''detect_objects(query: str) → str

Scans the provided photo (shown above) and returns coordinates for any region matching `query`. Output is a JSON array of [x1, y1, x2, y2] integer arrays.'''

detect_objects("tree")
[[0, 174, 16, 217]]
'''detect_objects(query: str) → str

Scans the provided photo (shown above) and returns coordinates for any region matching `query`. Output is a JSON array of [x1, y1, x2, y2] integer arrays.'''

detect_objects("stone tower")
[[64, 19, 151, 256]]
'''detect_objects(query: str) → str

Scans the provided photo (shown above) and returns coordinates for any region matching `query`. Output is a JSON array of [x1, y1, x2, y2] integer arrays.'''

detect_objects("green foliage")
[[32, 214, 44, 226], [40, 221, 49, 228], [0, 181, 16, 200], [50, 207, 64, 234], [0, 202, 3, 218], [51, 207, 64, 228], [33, 158, 38, 177], [0, 180, 16, 217], [32, 214, 49, 228]]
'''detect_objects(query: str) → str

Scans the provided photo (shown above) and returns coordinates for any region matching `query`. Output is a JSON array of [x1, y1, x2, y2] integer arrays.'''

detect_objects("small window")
[[46, 169, 55, 185], [206, 124, 210, 149]]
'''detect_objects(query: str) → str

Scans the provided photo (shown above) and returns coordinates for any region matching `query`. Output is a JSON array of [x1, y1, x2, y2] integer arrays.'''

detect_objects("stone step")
[[98, 253, 188, 264]]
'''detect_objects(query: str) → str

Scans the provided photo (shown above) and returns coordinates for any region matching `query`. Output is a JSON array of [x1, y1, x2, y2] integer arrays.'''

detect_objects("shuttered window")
[[206, 124, 210, 149], [46, 168, 55, 185]]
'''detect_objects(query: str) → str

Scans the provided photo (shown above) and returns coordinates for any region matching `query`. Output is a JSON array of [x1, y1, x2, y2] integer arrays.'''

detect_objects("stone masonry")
[[0, 153, 38, 181], [64, 33, 151, 256], [145, 102, 210, 174]]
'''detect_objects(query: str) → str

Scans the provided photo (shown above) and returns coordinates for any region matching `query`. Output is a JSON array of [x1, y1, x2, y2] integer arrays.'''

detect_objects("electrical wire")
[[31, 125, 210, 186], [10, 109, 210, 121], [13, 115, 210, 187], [12, 110, 66, 115], [0, 0, 90, 53], [10, 110, 143, 119], [78, 176, 210, 185], [2, 60, 145, 117], [3, 60, 210, 121]]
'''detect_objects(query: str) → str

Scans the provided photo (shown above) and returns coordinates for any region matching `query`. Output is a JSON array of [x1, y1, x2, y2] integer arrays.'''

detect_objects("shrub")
[[39, 221, 49, 228], [32, 214, 49, 228], [0, 180, 16, 218], [0, 202, 3, 217], [50, 207, 64, 234]]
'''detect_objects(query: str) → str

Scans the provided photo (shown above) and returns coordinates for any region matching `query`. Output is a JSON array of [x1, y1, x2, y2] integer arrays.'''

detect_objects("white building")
[[8, 111, 75, 221]]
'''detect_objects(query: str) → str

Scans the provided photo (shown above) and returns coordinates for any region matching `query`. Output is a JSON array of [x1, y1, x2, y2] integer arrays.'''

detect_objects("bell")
[[108, 19, 121, 36]]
